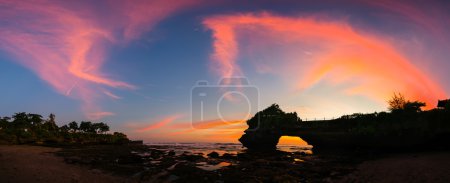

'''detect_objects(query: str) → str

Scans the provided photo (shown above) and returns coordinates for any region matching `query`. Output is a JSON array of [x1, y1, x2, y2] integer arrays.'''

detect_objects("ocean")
[[145, 142, 313, 156]]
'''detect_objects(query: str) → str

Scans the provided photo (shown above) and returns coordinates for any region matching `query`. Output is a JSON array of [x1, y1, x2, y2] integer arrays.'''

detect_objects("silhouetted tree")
[[388, 93, 406, 111], [60, 125, 70, 133], [1, 116, 11, 122], [92, 123, 101, 133], [68, 121, 78, 133], [79, 121, 95, 133], [112, 132, 129, 144], [388, 93, 426, 113], [28, 114, 43, 126], [0, 112, 129, 145], [12, 112, 31, 130], [43, 114, 58, 132], [48, 113, 56, 124], [97, 122, 109, 134], [0, 117, 10, 130]]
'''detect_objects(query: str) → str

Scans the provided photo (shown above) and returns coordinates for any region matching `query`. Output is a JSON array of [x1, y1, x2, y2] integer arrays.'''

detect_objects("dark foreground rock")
[[53, 144, 367, 182]]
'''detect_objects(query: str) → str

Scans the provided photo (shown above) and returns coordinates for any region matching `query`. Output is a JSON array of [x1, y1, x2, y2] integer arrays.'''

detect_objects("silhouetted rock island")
[[239, 104, 302, 150], [240, 103, 450, 153]]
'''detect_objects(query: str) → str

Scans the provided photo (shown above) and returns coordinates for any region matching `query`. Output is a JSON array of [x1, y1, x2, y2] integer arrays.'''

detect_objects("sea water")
[[145, 142, 312, 156], [144, 142, 312, 171]]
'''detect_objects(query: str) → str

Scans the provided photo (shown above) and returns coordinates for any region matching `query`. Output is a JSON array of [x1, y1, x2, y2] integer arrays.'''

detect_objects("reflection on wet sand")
[[196, 162, 232, 171], [140, 142, 312, 173]]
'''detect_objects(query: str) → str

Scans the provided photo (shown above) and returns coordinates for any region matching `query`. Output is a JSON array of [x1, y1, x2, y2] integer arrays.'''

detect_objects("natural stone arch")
[[239, 104, 305, 150]]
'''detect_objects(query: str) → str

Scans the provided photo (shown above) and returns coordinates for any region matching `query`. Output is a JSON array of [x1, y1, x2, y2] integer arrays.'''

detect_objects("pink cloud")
[[203, 13, 447, 109], [0, 0, 202, 119], [103, 90, 122, 100], [190, 119, 246, 129], [87, 111, 116, 120], [136, 114, 182, 132]]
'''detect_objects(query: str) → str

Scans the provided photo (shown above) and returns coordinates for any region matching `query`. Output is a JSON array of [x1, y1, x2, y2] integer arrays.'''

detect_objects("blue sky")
[[0, 0, 449, 142]]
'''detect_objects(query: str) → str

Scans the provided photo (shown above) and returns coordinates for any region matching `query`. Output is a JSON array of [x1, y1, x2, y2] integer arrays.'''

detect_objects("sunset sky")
[[0, 0, 449, 143]]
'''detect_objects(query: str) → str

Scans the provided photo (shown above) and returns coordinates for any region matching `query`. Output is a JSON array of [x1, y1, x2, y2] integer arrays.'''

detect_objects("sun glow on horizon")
[[277, 136, 308, 146]]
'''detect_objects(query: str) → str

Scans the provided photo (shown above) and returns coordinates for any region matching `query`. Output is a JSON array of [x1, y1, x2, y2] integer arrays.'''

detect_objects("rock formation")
[[239, 104, 302, 151], [240, 102, 450, 153]]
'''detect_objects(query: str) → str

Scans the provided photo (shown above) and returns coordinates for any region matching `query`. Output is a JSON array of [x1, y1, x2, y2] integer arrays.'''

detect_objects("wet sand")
[[0, 145, 132, 183], [337, 152, 450, 183], [1, 145, 449, 182]]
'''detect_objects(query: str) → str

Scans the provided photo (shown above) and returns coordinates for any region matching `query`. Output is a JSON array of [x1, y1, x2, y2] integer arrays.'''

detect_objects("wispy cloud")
[[190, 119, 246, 129], [203, 13, 447, 108], [87, 111, 116, 120], [136, 114, 182, 132], [164, 118, 246, 141], [103, 90, 122, 100], [0, 0, 202, 119]]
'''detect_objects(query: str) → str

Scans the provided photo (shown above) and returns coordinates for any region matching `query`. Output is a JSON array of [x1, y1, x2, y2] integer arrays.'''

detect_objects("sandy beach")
[[1, 145, 449, 183], [0, 145, 131, 183], [338, 152, 450, 183]]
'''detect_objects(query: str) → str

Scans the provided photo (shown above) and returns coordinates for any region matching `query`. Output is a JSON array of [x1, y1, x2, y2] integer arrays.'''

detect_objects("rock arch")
[[239, 104, 306, 150]]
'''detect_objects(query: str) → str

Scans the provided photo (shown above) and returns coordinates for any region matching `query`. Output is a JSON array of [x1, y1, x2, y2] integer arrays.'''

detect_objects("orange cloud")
[[200, 131, 244, 143], [167, 128, 197, 136], [137, 114, 182, 132], [164, 118, 246, 142], [0, 0, 202, 119], [191, 119, 246, 129], [203, 13, 447, 109]]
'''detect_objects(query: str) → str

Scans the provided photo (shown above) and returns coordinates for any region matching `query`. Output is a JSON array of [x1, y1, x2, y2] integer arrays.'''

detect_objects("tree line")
[[61, 121, 110, 134], [299, 93, 450, 141], [0, 112, 129, 145]]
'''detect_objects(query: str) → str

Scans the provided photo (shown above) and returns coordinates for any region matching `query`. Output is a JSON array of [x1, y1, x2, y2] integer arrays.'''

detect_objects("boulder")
[[207, 151, 219, 158]]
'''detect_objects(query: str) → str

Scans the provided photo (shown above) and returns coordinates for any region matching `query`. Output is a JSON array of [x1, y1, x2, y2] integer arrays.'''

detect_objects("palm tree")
[[28, 113, 43, 126], [12, 112, 31, 130]]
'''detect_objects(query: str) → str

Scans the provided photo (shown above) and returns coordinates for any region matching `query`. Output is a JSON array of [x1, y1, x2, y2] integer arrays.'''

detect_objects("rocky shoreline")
[[2, 144, 449, 182], [52, 144, 378, 182]]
